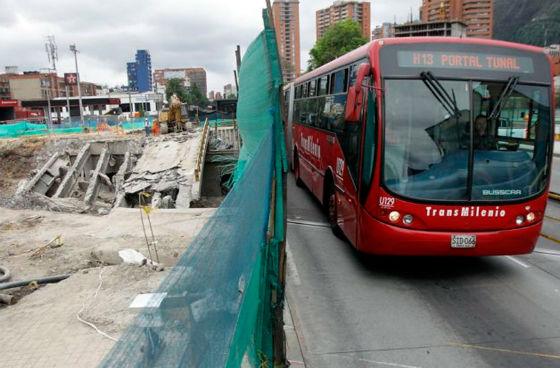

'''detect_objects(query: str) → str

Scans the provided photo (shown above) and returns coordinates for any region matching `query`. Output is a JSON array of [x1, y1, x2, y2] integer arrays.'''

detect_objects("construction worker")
[[144, 117, 151, 136]]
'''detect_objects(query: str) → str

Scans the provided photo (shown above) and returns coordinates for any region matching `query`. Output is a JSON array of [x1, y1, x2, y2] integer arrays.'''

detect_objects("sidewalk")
[[284, 298, 306, 367]]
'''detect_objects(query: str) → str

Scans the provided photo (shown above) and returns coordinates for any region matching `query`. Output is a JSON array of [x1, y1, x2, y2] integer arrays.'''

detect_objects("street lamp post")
[[69, 44, 84, 125]]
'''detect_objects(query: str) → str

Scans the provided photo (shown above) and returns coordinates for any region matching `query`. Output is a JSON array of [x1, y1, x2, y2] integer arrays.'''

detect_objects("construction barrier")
[[0, 117, 153, 139], [100, 9, 286, 368]]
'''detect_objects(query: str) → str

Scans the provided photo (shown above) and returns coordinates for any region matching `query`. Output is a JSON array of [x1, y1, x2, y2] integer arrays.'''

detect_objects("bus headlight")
[[389, 211, 400, 222], [526, 212, 535, 222], [403, 214, 414, 225], [515, 215, 524, 225]]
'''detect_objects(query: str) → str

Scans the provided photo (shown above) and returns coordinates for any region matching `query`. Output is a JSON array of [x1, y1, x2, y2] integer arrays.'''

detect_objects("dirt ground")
[[0, 130, 218, 367], [0, 206, 213, 367], [0, 138, 47, 200]]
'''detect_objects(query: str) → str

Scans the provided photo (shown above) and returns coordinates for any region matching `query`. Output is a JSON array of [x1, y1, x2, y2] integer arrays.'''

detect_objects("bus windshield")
[[383, 78, 551, 202]]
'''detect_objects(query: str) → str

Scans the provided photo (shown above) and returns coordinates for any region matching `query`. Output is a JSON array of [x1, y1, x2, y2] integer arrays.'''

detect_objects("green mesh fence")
[[0, 118, 150, 139], [100, 9, 286, 368]]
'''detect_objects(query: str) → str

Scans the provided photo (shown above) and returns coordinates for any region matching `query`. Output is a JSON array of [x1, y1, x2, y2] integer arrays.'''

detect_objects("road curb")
[[284, 295, 306, 367]]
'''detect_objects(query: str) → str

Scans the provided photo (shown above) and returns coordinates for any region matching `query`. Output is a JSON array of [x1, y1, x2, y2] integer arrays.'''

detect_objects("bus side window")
[[331, 94, 346, 132], [317, 95, 327, 129], [329, 74, 335, 94], [339, 121, 362, 186], [299, 99, 308, 124], [333, 69, 347, 94], [308, 98, 318, 127], [318, 76, 328, 96], [309, 80, 317, 97]]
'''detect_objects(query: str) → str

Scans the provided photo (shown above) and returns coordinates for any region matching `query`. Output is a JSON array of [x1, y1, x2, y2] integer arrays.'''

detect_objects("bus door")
[[357, 78, 377, 242], [336, 63, 371, 244]]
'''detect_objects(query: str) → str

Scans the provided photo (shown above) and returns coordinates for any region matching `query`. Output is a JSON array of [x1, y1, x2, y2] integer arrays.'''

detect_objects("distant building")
[[372, 22, 394, 40], [127, 62, 138, 92], [316, 1, 371, 40], [393, 20, 467, 38], [223, 83, 236, 99], [420, 0, 493, 39], [4, 66, 18, 74], [126, 50, 152, 93], [273, 0, 301, 82], [545, 45, 560, 76], [5, 71, 97, 101], [153, 68, 207, 97], [214, 92, 223, 100], [208, 90, 215, 100]]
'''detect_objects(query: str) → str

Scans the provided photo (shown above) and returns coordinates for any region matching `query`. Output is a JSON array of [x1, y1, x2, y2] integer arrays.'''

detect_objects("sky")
[[0, 0, 421, 95]]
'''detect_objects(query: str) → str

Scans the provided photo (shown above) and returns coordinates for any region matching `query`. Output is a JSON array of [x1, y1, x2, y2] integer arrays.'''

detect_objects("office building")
[[126, 50, 152, 92], [272, 0, 301, 82], [420, 0, 493, 39], [316, 1, 371, 40], [153, 67, 207, 97], [394, 20, 467, 38]]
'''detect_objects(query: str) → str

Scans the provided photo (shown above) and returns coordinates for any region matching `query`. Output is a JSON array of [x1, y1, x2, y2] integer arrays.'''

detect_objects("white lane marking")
[[356, 359, 422, 368], [505, 256, 530, 269], [534, 249, 560, 257], [334, 355, 422, 368], [287, 219, 330, 228], [286, 240, 302, 286]]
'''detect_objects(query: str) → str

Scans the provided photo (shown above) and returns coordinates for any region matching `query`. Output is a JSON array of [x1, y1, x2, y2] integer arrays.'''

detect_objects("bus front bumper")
[[359, 213, 542, 256]]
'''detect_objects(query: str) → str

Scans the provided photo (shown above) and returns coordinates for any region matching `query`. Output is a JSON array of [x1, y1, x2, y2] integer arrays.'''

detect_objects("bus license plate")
[[451, 234, 476, 248]]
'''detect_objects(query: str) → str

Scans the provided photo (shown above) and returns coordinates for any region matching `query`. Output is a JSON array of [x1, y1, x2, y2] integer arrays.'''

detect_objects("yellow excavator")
[[158, 94, 186, 134]]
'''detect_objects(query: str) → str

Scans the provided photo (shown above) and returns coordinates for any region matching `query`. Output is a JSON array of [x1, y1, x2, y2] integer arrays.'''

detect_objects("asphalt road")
[[286, 174, 560, 368]]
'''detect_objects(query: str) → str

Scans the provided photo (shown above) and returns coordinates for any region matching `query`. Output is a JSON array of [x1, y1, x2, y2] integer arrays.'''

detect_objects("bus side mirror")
[[345, 63, 371, 122]]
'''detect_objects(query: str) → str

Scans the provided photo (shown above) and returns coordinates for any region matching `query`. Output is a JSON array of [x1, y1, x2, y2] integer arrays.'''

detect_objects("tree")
[[186, 83, 209, 107], [165, 78, 188, 103], [308, 20, 368, 70]]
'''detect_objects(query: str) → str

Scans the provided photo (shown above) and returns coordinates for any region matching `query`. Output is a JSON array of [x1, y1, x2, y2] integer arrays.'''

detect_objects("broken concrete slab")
[[21, 152, 62, 195], [84, 145, 111, 205], [113, 151, 131, 209], [53, 143, 91, 198]]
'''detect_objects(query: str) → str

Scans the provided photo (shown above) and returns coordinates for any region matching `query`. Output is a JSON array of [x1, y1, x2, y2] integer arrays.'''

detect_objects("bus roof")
[[293, 37, 546, 85]]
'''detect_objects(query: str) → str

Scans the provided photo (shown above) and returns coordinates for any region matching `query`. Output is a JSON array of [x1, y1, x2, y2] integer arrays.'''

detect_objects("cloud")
[[0, 0, 421, 94]]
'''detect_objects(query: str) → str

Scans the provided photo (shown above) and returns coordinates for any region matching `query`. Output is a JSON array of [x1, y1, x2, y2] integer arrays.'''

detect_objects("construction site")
[[0, 117, 241, 366]]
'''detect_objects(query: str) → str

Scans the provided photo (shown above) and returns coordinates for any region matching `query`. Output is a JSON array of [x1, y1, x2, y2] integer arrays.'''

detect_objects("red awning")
[[0, 99, 18, 107]]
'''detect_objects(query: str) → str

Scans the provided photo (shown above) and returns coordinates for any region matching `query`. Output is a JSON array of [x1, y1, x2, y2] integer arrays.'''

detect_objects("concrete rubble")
[[11, 130, 204, 213], [120, 131, 203, 209]]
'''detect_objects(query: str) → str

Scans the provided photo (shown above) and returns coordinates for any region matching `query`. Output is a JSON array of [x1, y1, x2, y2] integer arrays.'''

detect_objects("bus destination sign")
[[397, 51, 535, 73]]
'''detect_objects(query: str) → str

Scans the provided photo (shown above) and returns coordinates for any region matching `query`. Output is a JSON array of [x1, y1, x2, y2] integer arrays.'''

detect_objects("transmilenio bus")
[[284, 37, 555, 256]]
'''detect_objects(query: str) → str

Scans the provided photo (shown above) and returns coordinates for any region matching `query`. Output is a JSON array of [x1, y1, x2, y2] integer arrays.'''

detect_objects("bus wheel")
[[294, 153, 303, 187], [327, 188, 343, 238]]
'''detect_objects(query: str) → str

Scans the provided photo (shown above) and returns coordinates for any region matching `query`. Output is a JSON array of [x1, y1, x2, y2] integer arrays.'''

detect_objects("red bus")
[[285, 37, 555, 256]]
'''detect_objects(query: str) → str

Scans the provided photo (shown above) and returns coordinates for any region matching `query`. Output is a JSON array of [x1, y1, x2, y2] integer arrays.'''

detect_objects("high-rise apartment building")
[[153, 68, 207, 97], [316, 1, 371, 40], [272, 0, 301, 82], [126, 62, 137, 91], [127, 50, 152, 92], [420, 0, 493, 39]]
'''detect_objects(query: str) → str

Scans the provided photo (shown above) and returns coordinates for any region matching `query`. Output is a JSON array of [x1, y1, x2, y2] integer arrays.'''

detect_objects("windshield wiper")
[[420, 71, 461, 118], [489, 76, 519, 120]]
